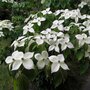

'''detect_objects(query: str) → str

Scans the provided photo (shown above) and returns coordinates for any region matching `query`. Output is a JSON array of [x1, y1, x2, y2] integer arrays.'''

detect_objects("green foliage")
[[41, 0, 81, 10]]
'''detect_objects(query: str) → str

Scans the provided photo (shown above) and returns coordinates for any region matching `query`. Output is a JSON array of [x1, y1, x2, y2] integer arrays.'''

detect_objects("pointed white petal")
[[57, 54, 65, 62], [28, 28, 35, 33], [18, 41, 25, 47], [61, 44, 67, 51], [79, 40, 84, 47], [5, 56, 13, 64], [60, 62, 69, 70], [49, 45, 55, 51], [55, 45, 59, 52], [85, 37, 90, 44], [24, 52, 34, 59], [35, 53, 43, 61], [12, 51, 24, 60], [51, 63, 60, 73], [42, 51, 48, 59], [58, 25, 64, 31], [23, 29, 28, 35], [37, 60, 45, 69], [37, 22, 41, 26], [67, 42, 74, 48], [49, 55, 58, 63], [12, 60, 22, 70], [36, 39, 44, 45], [75, 34, 83, 40], [23, 59, 34, 70]]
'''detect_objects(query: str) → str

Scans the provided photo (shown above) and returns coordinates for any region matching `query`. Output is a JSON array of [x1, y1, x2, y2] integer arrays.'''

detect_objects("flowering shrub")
[[4, 2, 90, 89]]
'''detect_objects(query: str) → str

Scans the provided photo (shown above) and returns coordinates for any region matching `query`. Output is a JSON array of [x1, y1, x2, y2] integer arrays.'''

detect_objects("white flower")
[[41, 8, 52, 15], [48, 39, 60, 52], [51, 20, 64, 31], [31, 17, 46, 26], [0, 20, 14, 31], [49, 54, 69, 73], [59, 34, 74, 51], [54, 10, 61, 16], [23, 23, 35, 35], [78, 2, 87, 8], [11, 36, 27, 50], [60, 9, 81, 22], [35, 51, 49, 69], [34, 35, 45, 45], [5, 51, 34, 70], [75, 33, 90, 47], [41, 28, 51, 35]]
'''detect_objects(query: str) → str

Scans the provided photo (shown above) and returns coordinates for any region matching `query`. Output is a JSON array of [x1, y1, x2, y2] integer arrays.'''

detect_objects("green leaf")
[[80, 61, 89, 75], [14, 74, 29, 90], [76, 49, 85, 61], [53, 70, 64, 88]]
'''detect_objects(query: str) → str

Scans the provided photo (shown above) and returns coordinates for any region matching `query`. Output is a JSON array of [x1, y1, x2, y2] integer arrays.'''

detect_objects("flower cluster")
[[5, 2, 90, 73], [0, 20, 13, 37], [2, 0, 14, 3]]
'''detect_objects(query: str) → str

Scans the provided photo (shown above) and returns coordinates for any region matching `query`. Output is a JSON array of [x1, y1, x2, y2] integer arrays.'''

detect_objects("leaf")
[[53, 71, 62, 88], [80, 61, 89, 75], [22, 69, 38, 81], [14, 74, 29, 90], [42, 0, 51, 7], [76, 49, 85, 61]]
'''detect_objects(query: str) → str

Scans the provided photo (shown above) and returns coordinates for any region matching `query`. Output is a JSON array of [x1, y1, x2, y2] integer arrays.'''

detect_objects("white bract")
[[2, 0, 14, 3], [23, 23, 35, 35], [49, 54, 69, 73], [35, 51, 49, 69], [59, 34, 74, 51], [34, 35, 45, 45], [78, 1, 87, 8], [75, 33, 90, 47], [11, 36, 27, 50], [51, 20, 64, 31], [31, 17, 46, 26], [5, 51, 34, 70], [48, 39, 60, 52], [41, 8, 52, 15], [0, 20, 13, 31]]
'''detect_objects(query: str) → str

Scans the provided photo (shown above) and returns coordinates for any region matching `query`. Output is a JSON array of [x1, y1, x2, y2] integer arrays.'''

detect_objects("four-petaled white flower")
[[51, 20, 64, 31], [0, 20, 14, 31], [11, 36, 27, 50], [35, 51, 49, 69], [5, 51, 34, 70], [41, 8, 52, 15], [49, 54, 69, 73], [48, 39, 60, 52], [75, 33, 90, 47], [34, 35, 45, 45], [32, 17, 46, 26], [78, 2, 87, 8], [59, 34, 74, 51], [23, 23, 35, 35]]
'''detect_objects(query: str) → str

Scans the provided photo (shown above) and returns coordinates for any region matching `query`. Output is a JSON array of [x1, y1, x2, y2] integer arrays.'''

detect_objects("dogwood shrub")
[[4, 1, 90, 88]]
